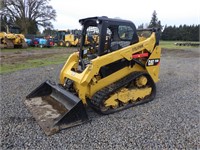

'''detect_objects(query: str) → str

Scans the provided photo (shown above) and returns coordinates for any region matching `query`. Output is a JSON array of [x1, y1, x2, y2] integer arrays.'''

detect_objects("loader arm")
[[60, 32, 160, 103]]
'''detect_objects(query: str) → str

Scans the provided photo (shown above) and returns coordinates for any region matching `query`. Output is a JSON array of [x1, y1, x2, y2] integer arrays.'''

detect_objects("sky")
[[49, 0, 199, 30]]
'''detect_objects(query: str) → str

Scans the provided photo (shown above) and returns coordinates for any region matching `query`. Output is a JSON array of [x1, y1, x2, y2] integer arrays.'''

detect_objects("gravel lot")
[[0, 48, 199, 149]]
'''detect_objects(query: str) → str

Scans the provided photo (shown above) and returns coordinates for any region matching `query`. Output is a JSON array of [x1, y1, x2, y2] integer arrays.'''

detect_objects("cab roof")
[[79, 16, 136, 27]]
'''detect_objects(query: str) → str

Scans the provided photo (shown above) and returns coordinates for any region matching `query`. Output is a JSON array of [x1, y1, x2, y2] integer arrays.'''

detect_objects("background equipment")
[[53, 30, 80, 47], [0, 24, 28, 48]]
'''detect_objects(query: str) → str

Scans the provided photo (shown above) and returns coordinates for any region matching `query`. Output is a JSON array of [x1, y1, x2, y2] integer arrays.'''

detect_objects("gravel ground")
[[0, 48, 200, 149]]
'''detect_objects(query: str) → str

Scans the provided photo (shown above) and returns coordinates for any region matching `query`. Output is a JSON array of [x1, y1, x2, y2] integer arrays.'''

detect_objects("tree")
[[161, 24, 199, 41], [0, 0, 56, 34], [148, 10, 162, 30], [0, 0, 4, 9], [42, 27, 57, 36], [138, 23, 144, 29]]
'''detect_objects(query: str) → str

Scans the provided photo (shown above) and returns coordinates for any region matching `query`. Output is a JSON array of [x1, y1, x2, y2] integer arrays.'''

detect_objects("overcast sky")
[[49, 0, 199, 30]]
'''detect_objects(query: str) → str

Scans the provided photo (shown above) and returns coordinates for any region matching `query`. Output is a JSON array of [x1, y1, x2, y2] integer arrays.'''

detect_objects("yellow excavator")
[[25, 16, 161, 135], [0, 25, 28, 48]]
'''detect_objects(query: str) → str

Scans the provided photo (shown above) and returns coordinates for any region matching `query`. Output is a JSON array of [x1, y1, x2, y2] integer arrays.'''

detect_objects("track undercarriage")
[[89, 72, 156, 114]]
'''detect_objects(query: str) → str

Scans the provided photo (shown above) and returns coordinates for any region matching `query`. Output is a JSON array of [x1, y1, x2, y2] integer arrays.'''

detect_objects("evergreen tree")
[[161, 24, 199, 41], [148, 10, 163, 30]]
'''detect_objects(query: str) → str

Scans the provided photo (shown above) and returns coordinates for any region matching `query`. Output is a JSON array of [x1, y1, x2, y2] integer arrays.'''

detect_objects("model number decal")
[[147, 59, 160, 66], [132, 45, 143, 51]]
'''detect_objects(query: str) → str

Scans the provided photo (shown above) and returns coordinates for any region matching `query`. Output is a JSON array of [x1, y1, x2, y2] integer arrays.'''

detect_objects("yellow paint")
[[0, 31, 26, 47], [64, 34, 79, 46], [136, 76, 147, 87], [59, 31, 160, 105], [146, 46, 161, 82], [104, 87, 152, 107]]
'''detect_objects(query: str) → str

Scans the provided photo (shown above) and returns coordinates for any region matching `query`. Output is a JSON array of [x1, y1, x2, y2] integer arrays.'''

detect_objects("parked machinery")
[[31, 36, 54, 48], [0, 25, 28, 48], [53, 30, 80, 47]]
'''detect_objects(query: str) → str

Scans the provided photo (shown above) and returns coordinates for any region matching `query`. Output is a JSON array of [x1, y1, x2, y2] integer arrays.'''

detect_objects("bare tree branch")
[[1, 0, 56, 34]]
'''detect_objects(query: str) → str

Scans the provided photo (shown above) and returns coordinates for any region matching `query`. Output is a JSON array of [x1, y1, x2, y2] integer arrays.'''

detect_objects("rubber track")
[[88, 71, 156, 114]]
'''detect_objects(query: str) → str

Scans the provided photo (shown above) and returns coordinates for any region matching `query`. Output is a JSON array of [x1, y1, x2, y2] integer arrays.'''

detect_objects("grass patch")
[[1, 46, 67, 52], [1, 41, 199, 74], [0, 54, 69, 74], [160, 41, 199, 50]]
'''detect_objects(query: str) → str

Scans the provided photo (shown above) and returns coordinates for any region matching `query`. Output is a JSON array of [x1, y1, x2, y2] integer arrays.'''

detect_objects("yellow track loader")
[[0, 25, 28, 48], [25, 16, 161, 135]]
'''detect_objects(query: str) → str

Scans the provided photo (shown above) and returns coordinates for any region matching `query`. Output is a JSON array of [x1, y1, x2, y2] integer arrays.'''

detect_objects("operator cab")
[[79, 16, 138, 68]]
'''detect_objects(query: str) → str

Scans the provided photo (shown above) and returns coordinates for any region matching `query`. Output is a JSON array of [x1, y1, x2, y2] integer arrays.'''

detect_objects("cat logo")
[[147, 59, 160, 66]]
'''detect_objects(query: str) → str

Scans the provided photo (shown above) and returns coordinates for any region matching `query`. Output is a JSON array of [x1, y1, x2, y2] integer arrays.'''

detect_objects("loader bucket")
[[25, 80, 88, 135]]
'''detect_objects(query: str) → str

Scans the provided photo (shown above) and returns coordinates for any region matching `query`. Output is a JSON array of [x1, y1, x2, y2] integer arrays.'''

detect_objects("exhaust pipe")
[[25, 80, 88, 135]]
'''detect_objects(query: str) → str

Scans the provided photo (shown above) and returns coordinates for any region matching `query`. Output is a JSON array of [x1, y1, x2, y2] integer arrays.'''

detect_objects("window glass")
[[85, 26, 99, 46], [118, 26, 133, 40]]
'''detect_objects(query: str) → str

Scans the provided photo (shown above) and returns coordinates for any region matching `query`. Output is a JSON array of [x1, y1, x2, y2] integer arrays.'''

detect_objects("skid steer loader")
[[25, 16, 161, 135]]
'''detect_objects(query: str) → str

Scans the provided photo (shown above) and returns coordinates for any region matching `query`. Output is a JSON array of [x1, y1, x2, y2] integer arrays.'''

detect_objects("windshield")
[[80, 24, 135, 59]]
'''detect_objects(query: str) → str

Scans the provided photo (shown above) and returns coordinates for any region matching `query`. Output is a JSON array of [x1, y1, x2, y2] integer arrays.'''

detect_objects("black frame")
[[79, 16, 138, 57]]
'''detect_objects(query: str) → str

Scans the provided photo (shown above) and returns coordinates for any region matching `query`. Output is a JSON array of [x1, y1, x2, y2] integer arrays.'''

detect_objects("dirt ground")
[[0, 47, 199, 65], [0, 47, 78, 64], [161, 48, 199, 58]]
